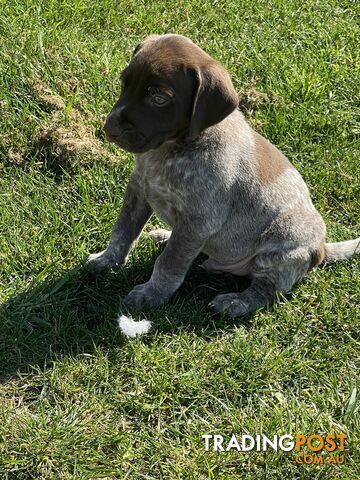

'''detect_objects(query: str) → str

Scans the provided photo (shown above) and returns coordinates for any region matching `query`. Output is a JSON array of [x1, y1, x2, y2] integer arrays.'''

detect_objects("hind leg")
[[209, 277, 276, 317], [209, 247, 311, 317]]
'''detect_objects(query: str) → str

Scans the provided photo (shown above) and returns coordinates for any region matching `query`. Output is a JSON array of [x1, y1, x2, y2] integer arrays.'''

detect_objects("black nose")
[[104, 107, 134, 137], [104, 109, 121, 137]]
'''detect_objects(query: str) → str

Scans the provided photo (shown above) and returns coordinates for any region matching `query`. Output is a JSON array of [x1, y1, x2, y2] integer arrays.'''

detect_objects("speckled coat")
[[87, 35, 359, 317]]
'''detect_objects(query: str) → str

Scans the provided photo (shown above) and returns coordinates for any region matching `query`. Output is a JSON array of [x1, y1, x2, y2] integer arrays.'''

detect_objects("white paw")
[[148, 228, 171, 246], [85, 250, 120, 272], [209, 293, 250, 318], [123, 282, 166, 310]]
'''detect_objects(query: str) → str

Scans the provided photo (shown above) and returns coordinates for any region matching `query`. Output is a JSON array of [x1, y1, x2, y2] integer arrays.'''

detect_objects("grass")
[[0, 0, 359, 478]]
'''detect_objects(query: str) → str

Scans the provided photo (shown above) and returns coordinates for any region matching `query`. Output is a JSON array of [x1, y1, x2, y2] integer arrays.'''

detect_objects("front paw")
[[209, 293, 249, 318], [85, 250, 122, 272], [123, 282, 166, 311]]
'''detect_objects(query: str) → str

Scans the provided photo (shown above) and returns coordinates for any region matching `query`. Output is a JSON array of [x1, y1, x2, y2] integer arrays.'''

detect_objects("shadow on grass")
[[0, 250, 254, 381]]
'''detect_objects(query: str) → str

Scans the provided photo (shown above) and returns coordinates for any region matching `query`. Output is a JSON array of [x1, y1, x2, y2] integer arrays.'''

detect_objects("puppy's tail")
[[324, 238, 360, 263]]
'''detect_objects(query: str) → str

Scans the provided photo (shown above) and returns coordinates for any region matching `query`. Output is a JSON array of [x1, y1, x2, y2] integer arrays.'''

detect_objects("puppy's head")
[[104, 34, 238, 153]]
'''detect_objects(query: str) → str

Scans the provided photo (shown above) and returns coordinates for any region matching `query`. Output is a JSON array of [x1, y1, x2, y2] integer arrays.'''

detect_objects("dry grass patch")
[[239, 86, 282, 112], [30, 79, 126, 168], [7, 147, 24, 165]]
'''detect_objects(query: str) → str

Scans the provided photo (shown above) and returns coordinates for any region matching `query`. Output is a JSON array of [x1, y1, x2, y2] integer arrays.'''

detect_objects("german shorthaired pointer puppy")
[[87, 34, 359, 317]]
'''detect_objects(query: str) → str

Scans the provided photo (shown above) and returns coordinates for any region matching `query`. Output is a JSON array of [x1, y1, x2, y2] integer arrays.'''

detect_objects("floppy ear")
[[189, 62, 238, 138]]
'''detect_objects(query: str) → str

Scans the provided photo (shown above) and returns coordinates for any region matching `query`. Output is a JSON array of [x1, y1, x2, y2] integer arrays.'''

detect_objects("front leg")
[[86, 173, 152, 271], [124, 221, 207, 310]]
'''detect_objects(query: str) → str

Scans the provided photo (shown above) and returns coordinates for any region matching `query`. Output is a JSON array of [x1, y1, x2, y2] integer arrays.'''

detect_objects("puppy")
[[87, 34, 359, 317]]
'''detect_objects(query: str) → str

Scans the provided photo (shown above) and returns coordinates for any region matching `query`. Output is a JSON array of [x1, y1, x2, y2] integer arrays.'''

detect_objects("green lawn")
[[0, 0, 359, 478]]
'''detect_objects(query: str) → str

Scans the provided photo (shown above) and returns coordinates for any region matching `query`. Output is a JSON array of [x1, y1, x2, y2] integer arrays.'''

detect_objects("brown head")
[[104, 34, 239, 153]]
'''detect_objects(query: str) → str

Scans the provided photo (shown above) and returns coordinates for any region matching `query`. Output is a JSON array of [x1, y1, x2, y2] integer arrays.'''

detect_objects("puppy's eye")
[[152, 95, 168, 105], [147, 86, 170, 106]]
